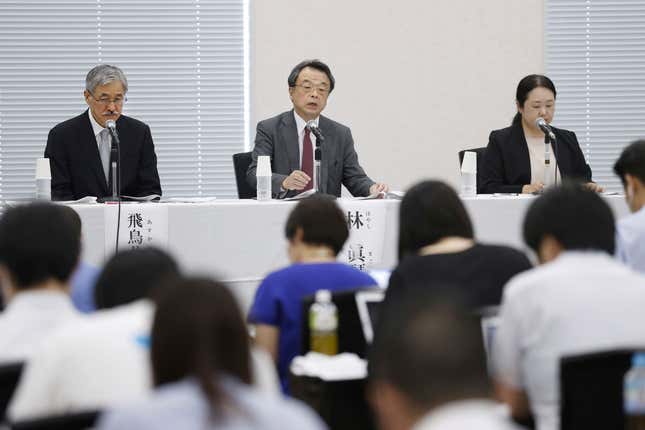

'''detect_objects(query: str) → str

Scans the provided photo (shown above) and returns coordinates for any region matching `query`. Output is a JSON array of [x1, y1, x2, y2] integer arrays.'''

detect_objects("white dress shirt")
[[88, 110, 111, 149], [494, 251, 645, 430], [0, 290, 79, 364], [413, 400, 522, 430], [616, 205, 645, 274]]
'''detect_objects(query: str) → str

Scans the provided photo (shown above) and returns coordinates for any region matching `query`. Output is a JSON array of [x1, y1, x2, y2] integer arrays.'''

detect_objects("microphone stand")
[[314, 142, 321, 193], [544, 132, 558, 187], [104, 127, 122, 254]]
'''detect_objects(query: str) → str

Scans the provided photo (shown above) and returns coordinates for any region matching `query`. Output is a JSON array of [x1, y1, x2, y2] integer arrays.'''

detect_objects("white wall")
[[251, 0, 544, 191]]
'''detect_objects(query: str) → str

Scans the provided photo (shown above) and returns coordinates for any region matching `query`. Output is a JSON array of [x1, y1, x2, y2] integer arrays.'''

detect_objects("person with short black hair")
[[249, 196, 377, 393], [494, 182, 645, 430], [480, 74, 601, 194], [0, 203, 81, 363], [98, 278, 325, 430], [369, 292, 520, 430], [613, 140, 645, 272], [246, 59, 387, 197], [385, 180, 532, 310]]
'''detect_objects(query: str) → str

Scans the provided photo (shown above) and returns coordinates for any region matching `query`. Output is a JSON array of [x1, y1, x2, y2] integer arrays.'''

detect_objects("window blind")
[[546, 0, 645, 192], [0, 0, 248, 199]]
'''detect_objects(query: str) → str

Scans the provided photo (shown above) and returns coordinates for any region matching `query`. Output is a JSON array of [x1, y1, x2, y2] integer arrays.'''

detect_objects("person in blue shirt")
[[248, 196, 377, 393]]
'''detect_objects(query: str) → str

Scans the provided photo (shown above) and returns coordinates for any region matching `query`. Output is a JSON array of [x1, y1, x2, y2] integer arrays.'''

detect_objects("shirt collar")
[[293, 111, 319, 136], [87, 109, 106, 138]]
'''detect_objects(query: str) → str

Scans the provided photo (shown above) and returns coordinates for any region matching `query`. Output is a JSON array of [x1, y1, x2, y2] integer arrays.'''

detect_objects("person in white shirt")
[[369, 292, 521, 430], [98, 278, 325, 430], [0, 203, 81, 363], [8, 248, 279, 421], [494, 182, 645, 430], [613, 140, 645, 273]]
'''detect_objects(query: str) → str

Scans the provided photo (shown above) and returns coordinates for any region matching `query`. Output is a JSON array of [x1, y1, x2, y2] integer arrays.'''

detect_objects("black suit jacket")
[[480, 122, 592, 194], [245, 110, 374, 197], [45, 111, 162, 200]]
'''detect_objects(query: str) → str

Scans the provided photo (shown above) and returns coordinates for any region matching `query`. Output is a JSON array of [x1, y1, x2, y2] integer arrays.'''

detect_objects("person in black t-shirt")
[[385, 180, 533, 310]]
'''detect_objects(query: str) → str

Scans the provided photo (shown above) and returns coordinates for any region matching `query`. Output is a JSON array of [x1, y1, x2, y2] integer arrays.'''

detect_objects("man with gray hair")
[[45, 64, 161, 200]]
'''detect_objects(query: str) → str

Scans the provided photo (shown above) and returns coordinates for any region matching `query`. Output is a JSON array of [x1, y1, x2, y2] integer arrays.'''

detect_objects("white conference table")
[[69, 194, 629, 311]]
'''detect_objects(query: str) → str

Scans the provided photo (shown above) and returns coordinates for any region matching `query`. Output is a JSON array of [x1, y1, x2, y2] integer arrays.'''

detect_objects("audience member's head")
[[614, 139, 645, 213], [151, 277, 251, 417], [285, 195, 349, 261], [523, 182, 615, 263], [94, 247, 180, 310], [0, 203, 81, 300], [369, 291, 489, 430], [398, 180, 474, 259]]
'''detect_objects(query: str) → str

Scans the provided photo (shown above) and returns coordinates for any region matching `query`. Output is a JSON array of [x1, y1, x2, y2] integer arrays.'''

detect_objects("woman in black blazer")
[[480, 74, 602, 194]]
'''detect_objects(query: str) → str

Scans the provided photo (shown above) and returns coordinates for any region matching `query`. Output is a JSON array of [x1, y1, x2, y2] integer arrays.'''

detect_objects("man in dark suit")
[[246, 59, 388, 198], [45, 64, 162, 201]]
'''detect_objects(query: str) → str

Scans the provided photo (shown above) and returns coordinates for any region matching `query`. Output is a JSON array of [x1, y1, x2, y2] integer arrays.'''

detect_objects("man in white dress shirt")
[[613, 140, 645, 273], [494, 182, 645, 430], [0, 203, 81, 363], [369, 292, 521, 430]]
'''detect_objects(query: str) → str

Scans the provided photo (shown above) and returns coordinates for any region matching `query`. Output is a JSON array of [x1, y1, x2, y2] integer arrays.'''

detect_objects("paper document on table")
[[283, 189, 317, 201], [161, 196, 218, 203], [55, 196, 99, 204]]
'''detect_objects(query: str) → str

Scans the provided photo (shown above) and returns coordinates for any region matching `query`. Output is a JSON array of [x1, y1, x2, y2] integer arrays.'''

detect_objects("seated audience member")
[[480, 74, 601, 194], [248, 195, 378, 393], [9, 248, 278, 421], [98, 278, 325, 430], [8, 248, 180, 420], [0, 203, 81, 363], [494, 182, 645, 430], [64, 207, 101, 313], [369, 292, 521, 430], [613, 140, 645, 273], [384, 180, 532, 310]]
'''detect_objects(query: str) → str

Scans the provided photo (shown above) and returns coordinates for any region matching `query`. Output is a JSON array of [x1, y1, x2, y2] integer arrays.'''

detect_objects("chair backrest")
[[458, 147, 487, 194], [0, 361, 24, 423], [9, 410, 100, 430], [301, 288, 382, 359], [560, 348, 640, 430], [232, 151, 257, 199]]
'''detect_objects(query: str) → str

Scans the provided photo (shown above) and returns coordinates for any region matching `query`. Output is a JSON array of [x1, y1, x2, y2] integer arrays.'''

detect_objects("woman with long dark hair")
[[480, 74, 602, 194], [98, 278, 325, 430]]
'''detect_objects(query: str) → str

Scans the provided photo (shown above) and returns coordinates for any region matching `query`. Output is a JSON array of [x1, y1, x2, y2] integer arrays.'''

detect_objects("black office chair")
[[560, 349, 641, 430], [9, 410, 100, 430], [458, 147, 487, 194], [0, 362, 24, 423], [232, 151, 257, 199]]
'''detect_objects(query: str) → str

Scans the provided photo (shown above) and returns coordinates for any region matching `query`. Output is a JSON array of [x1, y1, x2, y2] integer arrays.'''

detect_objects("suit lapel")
[[318, 116, 336, 195], [80, 110, 109, 194], [510, 122, 531, 182], [280, 111, 300, 173]]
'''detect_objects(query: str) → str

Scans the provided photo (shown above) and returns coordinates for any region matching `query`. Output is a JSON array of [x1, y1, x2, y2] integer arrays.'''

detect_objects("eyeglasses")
[[91, 94, 127, 106], [294, 83, 330, 95]]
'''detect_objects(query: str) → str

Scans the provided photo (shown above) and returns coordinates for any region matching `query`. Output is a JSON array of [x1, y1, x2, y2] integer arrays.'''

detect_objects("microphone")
[[535, 117, 556, 141], [105, 120, 120, 145], [306, 120, 325, 143]]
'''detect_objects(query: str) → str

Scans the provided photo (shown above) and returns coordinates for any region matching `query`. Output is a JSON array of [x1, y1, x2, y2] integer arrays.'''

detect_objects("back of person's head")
[[398, 180, 474, 259], [0, 203, 81, 290], [369, 291, 489, 421], [523, 181, 615, 255], [614, 140, 645, 187], [151, 277, 251, 417], [94, 247, 180, 310], [285, 195, 349, 255]]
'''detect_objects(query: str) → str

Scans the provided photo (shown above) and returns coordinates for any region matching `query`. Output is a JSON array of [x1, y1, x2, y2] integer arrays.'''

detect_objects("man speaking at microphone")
[[45, 64, 162, 200], [246, 59, 388, 198]]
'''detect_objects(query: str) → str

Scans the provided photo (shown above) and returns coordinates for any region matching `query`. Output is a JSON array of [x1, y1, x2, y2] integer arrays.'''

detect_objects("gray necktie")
[[98, 128, 111, 183]]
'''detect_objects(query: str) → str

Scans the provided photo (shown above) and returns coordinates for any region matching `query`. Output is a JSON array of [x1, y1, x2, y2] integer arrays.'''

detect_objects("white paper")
[[337, 200, 387, 271]]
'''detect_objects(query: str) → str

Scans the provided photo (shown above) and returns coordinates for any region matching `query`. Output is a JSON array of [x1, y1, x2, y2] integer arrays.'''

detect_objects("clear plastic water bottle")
[[256, 155, 272, 201], [309, 289, 338, 355], [624, 352, 645, 430], [461, 171, 476, 197]]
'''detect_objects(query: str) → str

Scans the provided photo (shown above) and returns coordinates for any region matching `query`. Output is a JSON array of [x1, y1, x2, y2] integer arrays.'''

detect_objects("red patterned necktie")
[[301, 128, 314, 191]]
